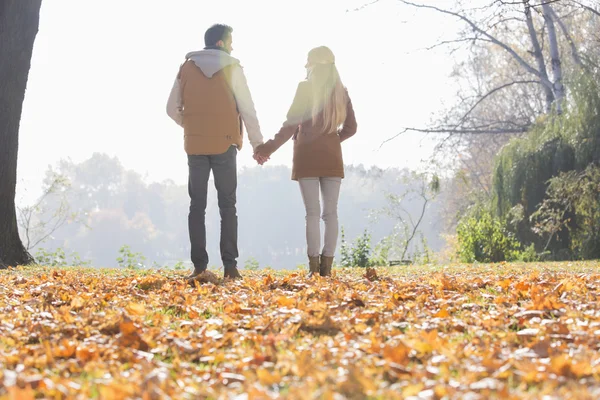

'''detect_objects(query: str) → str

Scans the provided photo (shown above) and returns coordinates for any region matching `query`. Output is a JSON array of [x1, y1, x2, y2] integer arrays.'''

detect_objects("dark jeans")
[[188, 146, 238, 270]]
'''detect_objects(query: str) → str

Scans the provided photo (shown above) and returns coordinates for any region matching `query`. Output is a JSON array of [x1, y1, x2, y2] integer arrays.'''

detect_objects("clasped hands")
[[253, 144, 270, 165]]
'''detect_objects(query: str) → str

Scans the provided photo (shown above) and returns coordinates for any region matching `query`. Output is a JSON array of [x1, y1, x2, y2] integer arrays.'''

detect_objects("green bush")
[[412, 234, 434, 264], [340, 228, 372, 268], [515, 243, 542, 262], [341, 228, 434, 267], [456, 205, 522, 263], [531, 164, 600, 260], [244, 257, 260, 271], [491, 71, 600, 259], [116, 245, 146, 269], [369, 236, 392, 267], [34, 247, 91, 267]]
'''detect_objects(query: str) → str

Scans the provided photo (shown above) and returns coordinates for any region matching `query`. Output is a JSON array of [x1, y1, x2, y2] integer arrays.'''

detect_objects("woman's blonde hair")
[[307, 46, 347, 133]]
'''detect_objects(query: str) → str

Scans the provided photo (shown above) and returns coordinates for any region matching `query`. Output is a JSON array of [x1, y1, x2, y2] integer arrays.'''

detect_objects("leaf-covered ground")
[[1, 262, 600, 399]]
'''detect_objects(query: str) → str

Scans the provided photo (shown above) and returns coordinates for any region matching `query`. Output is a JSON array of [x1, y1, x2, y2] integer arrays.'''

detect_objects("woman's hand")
[[253, 144, 270, 165]]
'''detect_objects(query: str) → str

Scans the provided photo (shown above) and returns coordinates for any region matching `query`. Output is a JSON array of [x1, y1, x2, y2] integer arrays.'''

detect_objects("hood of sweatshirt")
[[185, 49, 241, 78]]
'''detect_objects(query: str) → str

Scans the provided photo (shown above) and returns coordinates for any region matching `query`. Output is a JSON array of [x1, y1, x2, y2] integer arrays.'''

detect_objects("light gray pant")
[[298, 177, 342, 258]]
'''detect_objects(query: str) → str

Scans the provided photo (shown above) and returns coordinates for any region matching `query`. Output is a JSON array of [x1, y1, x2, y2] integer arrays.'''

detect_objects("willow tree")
[[381, 0, 600, 231]]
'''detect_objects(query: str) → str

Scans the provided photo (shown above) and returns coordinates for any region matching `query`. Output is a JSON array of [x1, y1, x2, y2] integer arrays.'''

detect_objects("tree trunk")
[[523, 1, 555, 113], [0, 0, 43, 268], [550, 7, 583, 68], [543, 3, 565, 114]]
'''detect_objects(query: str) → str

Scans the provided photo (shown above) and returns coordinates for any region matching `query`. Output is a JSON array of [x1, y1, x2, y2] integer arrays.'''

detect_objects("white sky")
[[17, 0, 460, 204]]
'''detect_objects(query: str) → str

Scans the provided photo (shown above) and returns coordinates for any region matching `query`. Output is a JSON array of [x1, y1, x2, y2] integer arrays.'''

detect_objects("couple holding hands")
[[166, 24, 357, 281]]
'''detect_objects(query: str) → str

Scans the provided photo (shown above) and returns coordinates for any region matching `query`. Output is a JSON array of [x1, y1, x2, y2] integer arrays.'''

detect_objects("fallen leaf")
[[126, 302, 146, 316], [256, 368, 281, 385], [434, 307, 450, 318], [276, 296, 295, 307], [383, 342, 410, 365], [365, 268, 379, 281]]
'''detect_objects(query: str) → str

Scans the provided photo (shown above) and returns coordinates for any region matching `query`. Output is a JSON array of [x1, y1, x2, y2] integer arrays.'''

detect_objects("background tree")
[[377, 172, 440, 262], [17, 172, 87, 251], [21, 155, 447, 268], [378, 0, 600, 235], [0, 0, 43, 268]]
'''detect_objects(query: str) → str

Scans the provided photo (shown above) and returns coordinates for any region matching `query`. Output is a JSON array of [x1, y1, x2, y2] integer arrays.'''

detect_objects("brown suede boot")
[[308, 256, 320, 277], [186, 266, 207, 280], [320, 255, 334, 277]]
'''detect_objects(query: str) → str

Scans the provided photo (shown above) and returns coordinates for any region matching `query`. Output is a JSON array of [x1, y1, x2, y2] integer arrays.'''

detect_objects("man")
[[166, 24, 266, 280]]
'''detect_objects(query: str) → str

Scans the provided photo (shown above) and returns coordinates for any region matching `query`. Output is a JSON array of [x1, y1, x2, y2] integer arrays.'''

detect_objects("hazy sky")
[[17, 0, 460, 204]]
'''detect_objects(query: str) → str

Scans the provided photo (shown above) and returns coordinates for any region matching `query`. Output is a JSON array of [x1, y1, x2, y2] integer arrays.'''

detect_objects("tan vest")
[[178, 61, 243, 155]]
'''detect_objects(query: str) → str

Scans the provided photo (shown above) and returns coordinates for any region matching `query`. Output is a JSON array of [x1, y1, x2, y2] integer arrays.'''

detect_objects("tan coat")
[[259, 81, 357, 180]]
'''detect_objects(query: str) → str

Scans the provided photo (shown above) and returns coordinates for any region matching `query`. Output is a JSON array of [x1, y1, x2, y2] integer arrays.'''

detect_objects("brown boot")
[[186, 266, 207, 280], [320, 255, 334, 277], [308, 256, 320, 277]]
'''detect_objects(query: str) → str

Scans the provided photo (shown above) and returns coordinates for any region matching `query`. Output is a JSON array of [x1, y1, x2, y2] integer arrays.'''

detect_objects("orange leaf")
[[383, 342, 410, 365], [276, 296, 295, 307], [293, 351, 313, 377], [70, 296, 86, 310], [365, 267, 379, 281], [76, 344, 99, 363], [515, 281, 530, 296], [119, 316, 138, 336], [54, 339, 77, 358], [497, 279, 512, 290], [256, 368, 281, 386], [550, 354, 572, 376], [263, 274, 274, 285], [98, 383, 135, 400], [126, 302, 146, 316], [403, 383, 424, 397], [354, 323, 369, 334], [413, 341, 433, 354], [8, 386, 35, 400], [571, 361, 593, 378], [349, 366, 377, 393], [434, 308, 450, 318]]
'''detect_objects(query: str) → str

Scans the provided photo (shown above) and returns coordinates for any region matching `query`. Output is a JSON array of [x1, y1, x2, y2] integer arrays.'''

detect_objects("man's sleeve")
[[166, 76, 184, 127], [230, 65, 264, 150]]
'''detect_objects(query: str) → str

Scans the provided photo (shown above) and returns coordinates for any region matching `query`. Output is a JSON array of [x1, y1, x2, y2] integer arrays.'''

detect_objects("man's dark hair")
[[204, 24, 233, 47]]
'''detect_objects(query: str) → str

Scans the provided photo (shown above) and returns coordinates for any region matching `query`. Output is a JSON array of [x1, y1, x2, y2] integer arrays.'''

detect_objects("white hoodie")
[[166, 49, 264, 150]]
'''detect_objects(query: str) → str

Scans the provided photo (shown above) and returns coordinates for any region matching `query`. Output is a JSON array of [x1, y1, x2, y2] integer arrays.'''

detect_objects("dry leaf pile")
[[1, 262, 600, 399]]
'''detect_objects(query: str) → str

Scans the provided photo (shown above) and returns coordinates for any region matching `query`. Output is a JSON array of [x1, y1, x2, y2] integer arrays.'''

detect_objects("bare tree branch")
[[421, 37, 492, 51], [349, 0, 380, 12], [398, 0, 555, 90], [487, 16, 526, 31], [29, 211, 69, 250], [496, 0, 562, 6], [454, 147, 492, 195], [17, 182, 57, 250], [455, 79, 540, 127], [379, 125, 529, 149], [16, 174, 83, 251], [568, 0, 600, 17], [401, 192, 429, 260]]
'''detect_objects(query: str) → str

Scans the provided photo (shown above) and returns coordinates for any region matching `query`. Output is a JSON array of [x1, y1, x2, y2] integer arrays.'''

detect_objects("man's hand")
[[253, 153, 269, 165], [253, 145, 270, 165]]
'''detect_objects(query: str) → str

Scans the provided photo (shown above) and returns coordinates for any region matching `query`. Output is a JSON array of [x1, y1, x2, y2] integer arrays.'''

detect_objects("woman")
[[255, 46, 357, 277]]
